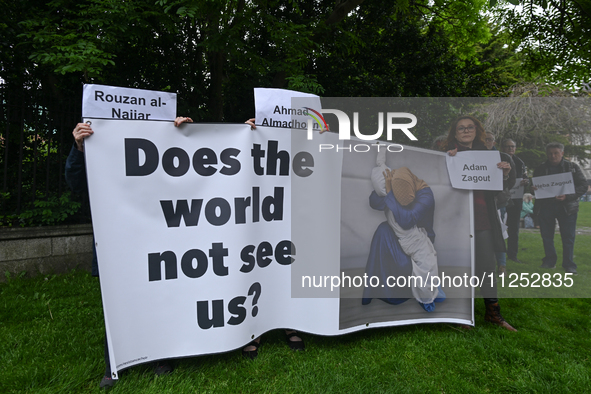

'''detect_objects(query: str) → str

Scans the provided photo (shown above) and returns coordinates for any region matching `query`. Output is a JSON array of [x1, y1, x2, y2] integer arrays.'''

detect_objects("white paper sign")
[[445, 150, 503, 190], [509, 182, 525, 200], [254, 88, 323, 131], [532, 172, 575, 199], [82, 84, 177, 120]]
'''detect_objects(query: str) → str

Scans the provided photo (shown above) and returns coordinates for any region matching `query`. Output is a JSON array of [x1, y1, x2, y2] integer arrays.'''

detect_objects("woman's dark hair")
[[442, 115, 487, 151]]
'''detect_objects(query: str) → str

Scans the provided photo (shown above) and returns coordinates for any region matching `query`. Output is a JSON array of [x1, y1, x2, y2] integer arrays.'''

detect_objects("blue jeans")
[[538, 204, 578, 270], [495, 252, 506, 268]]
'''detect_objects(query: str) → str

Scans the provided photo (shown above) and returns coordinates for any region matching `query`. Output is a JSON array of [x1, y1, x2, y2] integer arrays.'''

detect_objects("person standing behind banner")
[[65, 117, 192, 388], [501, 139, 528, 264], [533, 142, 587, 275], [484, 132, 496, 151], [242, 118, 305, 359], [521, 193, 534, 228], [443, 115, 517, 331], [483, 131, 509, 276]]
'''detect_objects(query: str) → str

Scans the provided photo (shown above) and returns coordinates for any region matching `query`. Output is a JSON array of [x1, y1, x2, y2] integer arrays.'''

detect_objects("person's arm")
[[72, 122, 93, 152], [566, 162, 589, 201], [522, 201, 534, 215], [500, 152, 516, 191], [369, 190, 387, 211], [383, 188, 435, 229], [65, 123, 92, 194], [65, 143, 88, 194]]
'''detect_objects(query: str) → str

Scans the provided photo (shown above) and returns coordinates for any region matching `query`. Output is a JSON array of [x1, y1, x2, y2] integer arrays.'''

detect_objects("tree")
[[15, 0, 511, 121], [479, 83, 591, 170], [492, 0, 591, 88], [2, 0, 535, 225]]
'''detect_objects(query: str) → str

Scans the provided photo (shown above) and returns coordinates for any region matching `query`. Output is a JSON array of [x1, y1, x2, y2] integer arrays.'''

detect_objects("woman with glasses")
[[442, 115, 517, 331]]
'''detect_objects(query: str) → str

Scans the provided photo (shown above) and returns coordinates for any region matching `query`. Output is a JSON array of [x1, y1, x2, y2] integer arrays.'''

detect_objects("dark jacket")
[[533, 158, 588, 216], [65, 144, 88, 195], [454, 141, 516, 252], [511, 154, 527, 180], [65, 144, 99, 277]]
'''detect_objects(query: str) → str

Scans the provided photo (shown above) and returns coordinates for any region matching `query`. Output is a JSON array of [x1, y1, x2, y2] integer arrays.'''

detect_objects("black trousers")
[[505, 199, 523, 259], [475, 229, 498, 303]]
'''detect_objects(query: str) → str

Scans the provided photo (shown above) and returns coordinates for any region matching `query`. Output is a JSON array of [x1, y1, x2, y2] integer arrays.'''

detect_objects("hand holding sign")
[[498, 160, 511, 177]]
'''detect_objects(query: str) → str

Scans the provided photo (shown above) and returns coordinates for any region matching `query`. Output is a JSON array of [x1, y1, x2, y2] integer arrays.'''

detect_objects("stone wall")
[[0, 224, 93, 282]]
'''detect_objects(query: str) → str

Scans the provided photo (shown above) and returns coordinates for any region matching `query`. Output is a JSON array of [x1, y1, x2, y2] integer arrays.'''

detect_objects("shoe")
[[484, 302, 517, 332], [154, 362, 173, 376], [285, 331, 305, 351], [242, 339, 261, 359], [540, 261, 556, 269], [434, 286, 446, 302], [564, 266, 578, 275], [508, 257, 524, 264], [99, 376, 116, 388], [498, 266, 507, 276]]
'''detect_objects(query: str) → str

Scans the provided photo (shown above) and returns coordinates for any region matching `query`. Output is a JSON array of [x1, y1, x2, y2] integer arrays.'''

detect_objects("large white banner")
[[84, 119, 474, 378]]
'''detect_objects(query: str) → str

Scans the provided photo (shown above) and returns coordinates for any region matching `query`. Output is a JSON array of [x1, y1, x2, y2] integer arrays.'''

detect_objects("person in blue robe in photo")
[[362, 165, 440, 310]]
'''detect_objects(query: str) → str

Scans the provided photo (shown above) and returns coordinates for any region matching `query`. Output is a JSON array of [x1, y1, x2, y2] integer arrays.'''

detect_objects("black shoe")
[[484, 302, 517, 332], [99, 376, 116, 388], [242, 339, 261, 359], [540, 261, 556, 269], [564, 266, 578, 275], [154, 362, 174, 376], [285, 331, 305, 351], [508, 257, 524, 264]]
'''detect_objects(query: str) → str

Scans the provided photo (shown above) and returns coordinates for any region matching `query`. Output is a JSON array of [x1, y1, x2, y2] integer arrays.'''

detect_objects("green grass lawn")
[[576, 201, 591, 227], [2, 229, 590, 393], [497, 229, 591, 298]]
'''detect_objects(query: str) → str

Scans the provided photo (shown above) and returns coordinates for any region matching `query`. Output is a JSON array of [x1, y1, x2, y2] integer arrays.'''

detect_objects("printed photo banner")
[[445, 150, 503, 191], [532, 172, 576, 199], [83, 119, 474, 379]]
